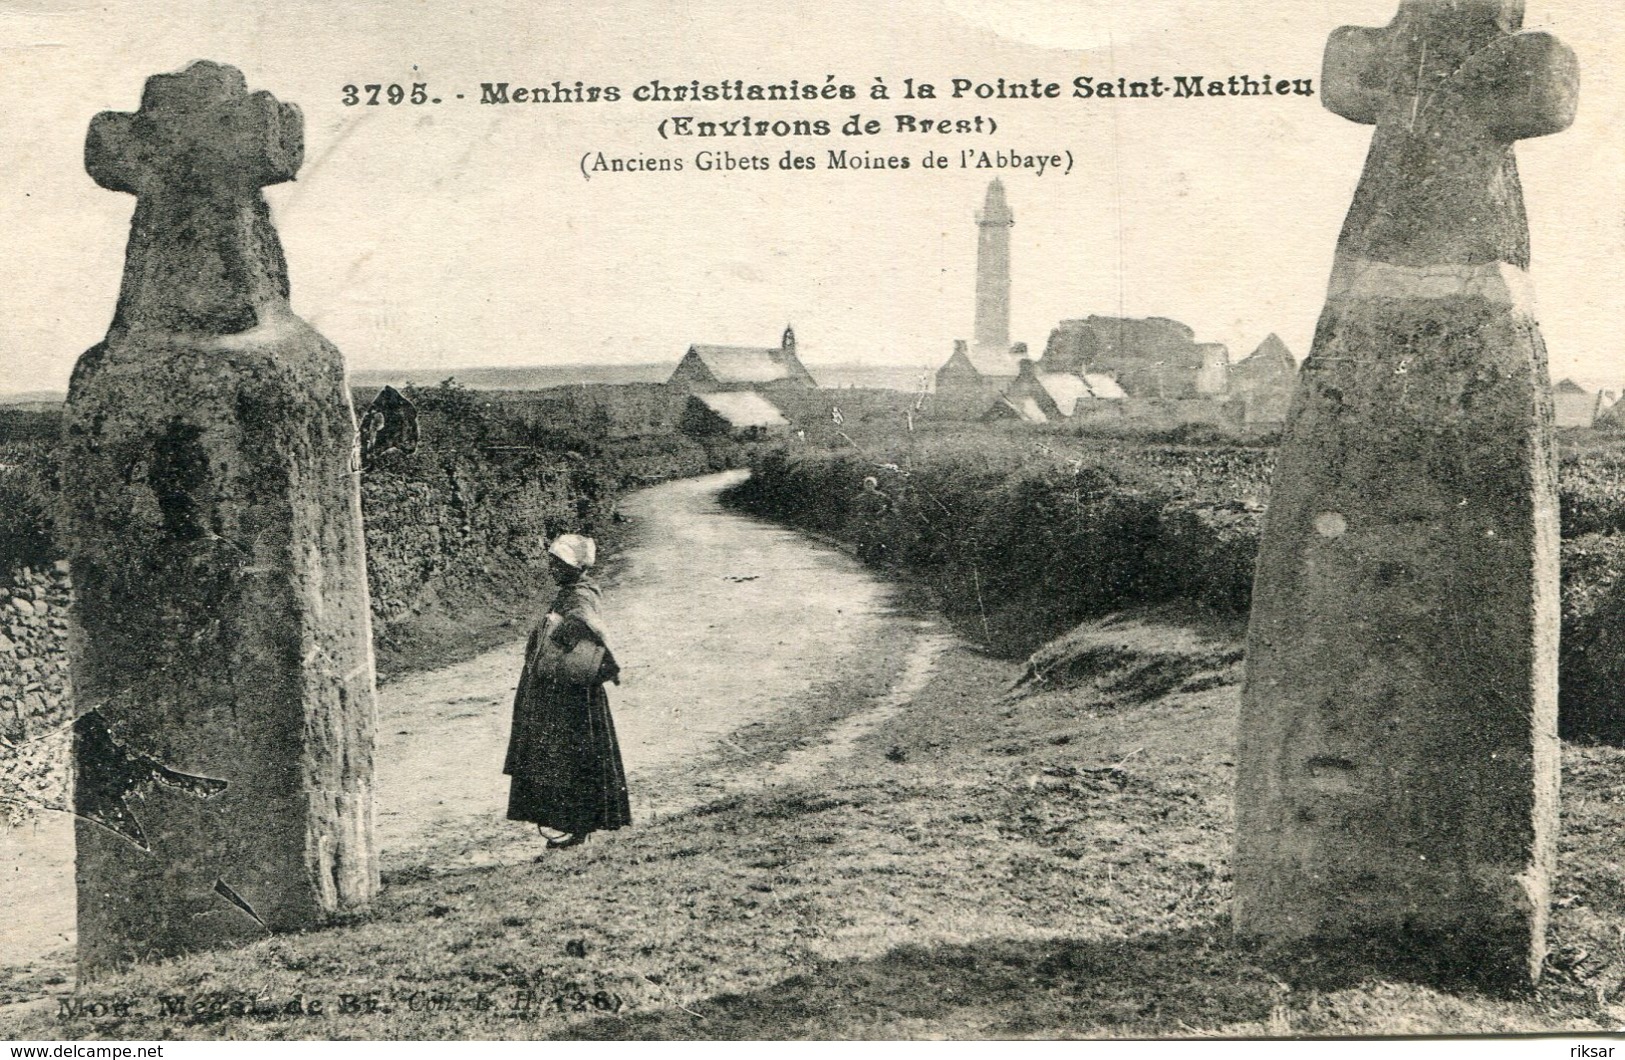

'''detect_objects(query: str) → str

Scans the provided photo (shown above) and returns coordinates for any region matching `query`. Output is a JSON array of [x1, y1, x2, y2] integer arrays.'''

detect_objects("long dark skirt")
[[504, 676, 631, 835]]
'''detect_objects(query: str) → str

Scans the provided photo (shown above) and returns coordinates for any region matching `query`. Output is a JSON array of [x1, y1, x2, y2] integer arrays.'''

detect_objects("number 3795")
[[342, 83, 431, 106]]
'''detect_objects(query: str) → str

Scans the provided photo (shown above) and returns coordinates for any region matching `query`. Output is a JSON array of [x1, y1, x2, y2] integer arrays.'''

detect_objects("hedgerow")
[[727, 421, 1625, 686]]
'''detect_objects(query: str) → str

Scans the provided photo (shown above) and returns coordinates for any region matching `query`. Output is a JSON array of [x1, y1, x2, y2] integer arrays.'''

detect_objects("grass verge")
[[6, 606, 1622, 1039]]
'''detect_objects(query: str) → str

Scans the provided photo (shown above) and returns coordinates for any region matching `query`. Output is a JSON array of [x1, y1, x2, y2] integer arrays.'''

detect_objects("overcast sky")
[[1, 0, 1619, 394]]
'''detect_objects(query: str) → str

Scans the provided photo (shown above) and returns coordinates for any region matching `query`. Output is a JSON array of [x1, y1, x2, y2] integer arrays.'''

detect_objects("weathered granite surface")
[[1234, 0, 1577, 987], [62, 61, 378, 974]]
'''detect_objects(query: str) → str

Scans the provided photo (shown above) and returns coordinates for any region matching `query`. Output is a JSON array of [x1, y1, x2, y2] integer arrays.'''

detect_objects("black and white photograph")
[[2, 0, 1624, 1045]]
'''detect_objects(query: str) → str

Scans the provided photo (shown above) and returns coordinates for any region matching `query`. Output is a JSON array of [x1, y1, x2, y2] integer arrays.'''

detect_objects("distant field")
[[0, 363, 935, 412], [350, 364, 673, 390], [350, 362, 934, 393]]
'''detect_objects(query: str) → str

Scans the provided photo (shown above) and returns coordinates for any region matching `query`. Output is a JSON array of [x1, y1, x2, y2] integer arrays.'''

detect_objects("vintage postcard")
[[2, 0, 1623, 1046]]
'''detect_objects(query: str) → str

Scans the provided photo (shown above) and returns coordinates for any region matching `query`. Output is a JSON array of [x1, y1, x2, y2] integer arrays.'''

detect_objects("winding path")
[[1, 470, 943, 973]]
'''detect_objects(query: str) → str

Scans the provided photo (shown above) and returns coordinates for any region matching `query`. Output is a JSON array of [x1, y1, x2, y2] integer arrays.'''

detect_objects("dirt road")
[[2, 470, 942, 972]]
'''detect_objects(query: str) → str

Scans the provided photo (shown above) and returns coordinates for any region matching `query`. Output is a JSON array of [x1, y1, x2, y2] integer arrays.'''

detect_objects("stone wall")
[[0, 393, 752, 827], [0, 442, 597, 754], [0, 447, 597, 824], [0, 562, 71, 746], [361, 450, 579, 628], [0, 410, 741, 743]]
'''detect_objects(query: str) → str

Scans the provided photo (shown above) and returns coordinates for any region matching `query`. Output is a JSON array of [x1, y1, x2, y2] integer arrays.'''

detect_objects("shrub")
[[724, 432, 1260, 651]]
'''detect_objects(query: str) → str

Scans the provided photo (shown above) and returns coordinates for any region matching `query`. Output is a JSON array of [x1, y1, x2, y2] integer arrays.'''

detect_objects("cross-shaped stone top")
[[1321, 0, 1578, 268], [87, 62, 306, 336], [87, 61, 303, 197]]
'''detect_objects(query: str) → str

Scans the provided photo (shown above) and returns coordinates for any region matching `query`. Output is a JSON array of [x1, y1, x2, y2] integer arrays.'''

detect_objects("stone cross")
[[63, 61, 379, 975], [86, 62, 302, 336], [1233, 1, 1576, 988]]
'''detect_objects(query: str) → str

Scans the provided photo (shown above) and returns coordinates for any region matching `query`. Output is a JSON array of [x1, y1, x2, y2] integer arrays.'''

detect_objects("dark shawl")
[[503, 577, 630, 834]]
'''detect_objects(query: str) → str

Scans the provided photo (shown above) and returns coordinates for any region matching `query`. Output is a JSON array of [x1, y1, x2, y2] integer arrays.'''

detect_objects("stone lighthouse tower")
[[973, 179, 1013, 356]]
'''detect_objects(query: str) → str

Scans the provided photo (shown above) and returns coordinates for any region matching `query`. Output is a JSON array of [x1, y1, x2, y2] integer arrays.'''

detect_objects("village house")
[[679, 391, 792, 441], [1228, 333, 1299, 427], [666, 325, 818, 392], [934, 339, 1025, 393], [1553, 378, 1602, 429], [982, 359, 1126, 424], [358, 385, 420, 468]]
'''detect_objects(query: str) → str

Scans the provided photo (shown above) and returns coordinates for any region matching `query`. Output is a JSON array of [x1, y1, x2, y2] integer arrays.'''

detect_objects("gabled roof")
[[370, 384, 413, 409], [939, 343, 1023, 381], [1082, 373, 1127, 400], [1233, 334, 1297, 382], [1034, 372, 1091, 417], [690, 391, 789, 429], [981, 395, 1046, 425], [986, 395, 1048, 423], [684, 345, 812, 385], [1554, 377, 1591, 396]]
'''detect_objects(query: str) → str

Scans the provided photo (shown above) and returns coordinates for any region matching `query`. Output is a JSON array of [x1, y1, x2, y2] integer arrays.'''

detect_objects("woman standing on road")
[[503, 533, 631, 851]]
